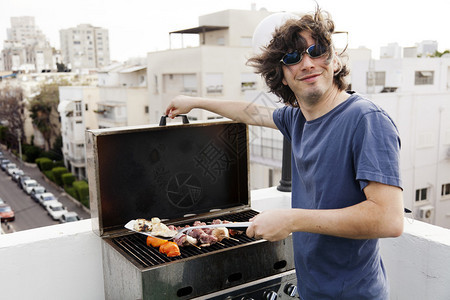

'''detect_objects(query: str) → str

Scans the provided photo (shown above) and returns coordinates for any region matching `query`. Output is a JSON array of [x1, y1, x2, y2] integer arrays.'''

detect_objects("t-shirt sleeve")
[[352, 111, 402, 190], [273, 106, 294, 141]]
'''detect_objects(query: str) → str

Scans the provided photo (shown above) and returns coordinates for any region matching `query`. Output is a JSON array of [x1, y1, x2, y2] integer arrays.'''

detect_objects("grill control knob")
[[284, 283, 298, 297], [262, 290, 278, 300]]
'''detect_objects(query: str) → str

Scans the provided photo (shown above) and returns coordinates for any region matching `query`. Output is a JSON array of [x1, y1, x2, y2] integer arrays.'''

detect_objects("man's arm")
[[247, 181, 404, 241], [165, 95, 278, 129]]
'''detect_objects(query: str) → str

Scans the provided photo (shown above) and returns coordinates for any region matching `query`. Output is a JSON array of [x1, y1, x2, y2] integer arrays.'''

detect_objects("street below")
[[0, 149, 91, 233]]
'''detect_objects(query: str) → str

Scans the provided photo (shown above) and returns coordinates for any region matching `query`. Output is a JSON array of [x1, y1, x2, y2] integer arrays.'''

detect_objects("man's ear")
[[333, 55, 339, 72], [333, 55, 342, 75]]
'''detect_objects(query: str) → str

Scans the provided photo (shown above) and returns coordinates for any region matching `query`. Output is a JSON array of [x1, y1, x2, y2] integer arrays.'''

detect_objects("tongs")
[[125, 220, 251, 240]]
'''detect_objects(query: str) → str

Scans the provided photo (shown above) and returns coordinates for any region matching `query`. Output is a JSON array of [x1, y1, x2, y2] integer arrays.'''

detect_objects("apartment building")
[[147, 8, 290, 189], [351, 56, 450, 228], [59, 24, 110, 71], [58, 62, 148, 179], [1, 16, 54, 72], [58, 86, 100, 179]]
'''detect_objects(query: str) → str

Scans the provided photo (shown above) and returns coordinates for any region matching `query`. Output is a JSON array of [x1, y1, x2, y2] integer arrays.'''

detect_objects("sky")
[[2, 0, 450, 62]]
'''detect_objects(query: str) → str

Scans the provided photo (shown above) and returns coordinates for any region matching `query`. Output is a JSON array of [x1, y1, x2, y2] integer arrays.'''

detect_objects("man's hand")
[[165, 95, 198, 118], [246, 210, 293, 241]]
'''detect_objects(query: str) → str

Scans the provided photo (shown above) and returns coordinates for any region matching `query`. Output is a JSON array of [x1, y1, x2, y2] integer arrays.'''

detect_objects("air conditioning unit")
[[419, 205, 434, 221]]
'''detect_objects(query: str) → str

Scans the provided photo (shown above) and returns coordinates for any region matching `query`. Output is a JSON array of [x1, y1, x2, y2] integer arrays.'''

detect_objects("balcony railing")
[[1, 187, 450, 299]]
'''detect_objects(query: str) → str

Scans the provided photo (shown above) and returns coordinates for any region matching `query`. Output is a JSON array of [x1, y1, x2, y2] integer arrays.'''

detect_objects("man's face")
[[281, 31, 337, 106]]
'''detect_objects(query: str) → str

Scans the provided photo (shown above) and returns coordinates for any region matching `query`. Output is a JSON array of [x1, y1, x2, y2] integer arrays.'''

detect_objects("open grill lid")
[[86, 119, 249, 236]]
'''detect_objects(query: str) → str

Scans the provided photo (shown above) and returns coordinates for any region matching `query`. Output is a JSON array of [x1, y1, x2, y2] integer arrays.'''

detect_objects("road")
[[0, 148, 91, 233]]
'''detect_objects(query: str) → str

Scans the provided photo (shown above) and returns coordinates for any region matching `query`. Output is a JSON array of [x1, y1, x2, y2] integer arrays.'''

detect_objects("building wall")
[[199, 9, 272, 47], [2, 16, 54, 72], [352, 57, 450, 94], [147, 46, 264, 123], [370, 92, 450, 229], [59, 24, 110, 70]]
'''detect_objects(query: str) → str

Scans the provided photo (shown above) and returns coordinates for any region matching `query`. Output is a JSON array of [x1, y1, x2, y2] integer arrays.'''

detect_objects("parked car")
[[0, 159, 11, 170], [38, 193, 58, 207], [23, 179, 40, 194], [11, 169, 25, 182], [60, 212, 81, 223], [0, 203, 15, 222], [46, 202, 68, 220], [18, 175, 31, 189], [8, 168, 23, 178], [3, 163, 17, 174], [30, 186, 47, 202]]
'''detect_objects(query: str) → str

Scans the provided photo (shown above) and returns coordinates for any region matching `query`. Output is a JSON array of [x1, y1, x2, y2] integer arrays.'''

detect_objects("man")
[[165, 7, 404, 299]]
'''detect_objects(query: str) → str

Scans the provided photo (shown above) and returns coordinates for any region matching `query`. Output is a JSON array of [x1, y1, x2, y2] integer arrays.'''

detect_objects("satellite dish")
[[252, 12, 300, 55]]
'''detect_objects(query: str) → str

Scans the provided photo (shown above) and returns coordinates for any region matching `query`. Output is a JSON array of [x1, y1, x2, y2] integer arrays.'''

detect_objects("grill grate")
[[111, 210, 259, 268]]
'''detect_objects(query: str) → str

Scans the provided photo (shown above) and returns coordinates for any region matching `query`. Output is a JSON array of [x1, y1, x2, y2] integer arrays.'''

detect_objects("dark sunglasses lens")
[[308, 44, 327, 57], [282, 51, 301, 65]]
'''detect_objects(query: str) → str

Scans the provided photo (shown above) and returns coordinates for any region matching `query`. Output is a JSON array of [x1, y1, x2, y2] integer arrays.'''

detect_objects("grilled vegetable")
[[146, 236, 169, 248], [159, 241, 181, 257]]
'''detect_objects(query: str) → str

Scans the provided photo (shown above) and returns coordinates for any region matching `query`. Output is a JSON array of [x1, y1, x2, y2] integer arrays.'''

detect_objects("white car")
[[12, 169, 25, 182], [23, 179, 40, 194], [46, 202, 68, 220], [38, 193, 58, 207], [8, 168, 23, 178], [4, 163, 17, 174], [30, 186, 47, 202], [60, 212, 81, 223]]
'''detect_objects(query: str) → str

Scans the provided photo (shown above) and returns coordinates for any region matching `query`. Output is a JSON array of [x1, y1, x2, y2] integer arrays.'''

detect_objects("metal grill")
[[111, 210, 259, 268]]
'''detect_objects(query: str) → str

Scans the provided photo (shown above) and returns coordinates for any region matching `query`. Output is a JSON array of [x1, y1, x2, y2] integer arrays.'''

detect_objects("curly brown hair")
[[247, 7, 349, 106]]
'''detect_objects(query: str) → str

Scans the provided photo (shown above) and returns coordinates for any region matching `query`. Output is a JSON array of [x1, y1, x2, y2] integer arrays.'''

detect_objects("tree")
[[0, 84, 26, 150], [28, 81, 69, 151]]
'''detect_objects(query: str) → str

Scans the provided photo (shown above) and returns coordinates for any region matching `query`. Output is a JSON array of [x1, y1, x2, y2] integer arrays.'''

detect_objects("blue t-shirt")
[[273, 93, 402, 299]]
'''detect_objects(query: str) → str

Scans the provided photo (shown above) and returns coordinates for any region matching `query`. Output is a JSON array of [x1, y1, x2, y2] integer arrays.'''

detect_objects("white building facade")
[[59, 24, 110, 71], [57, 63, 148, 179], [1, 16, 54, 72], [351, 56, 450, 228], [147, 8, 290, 189]]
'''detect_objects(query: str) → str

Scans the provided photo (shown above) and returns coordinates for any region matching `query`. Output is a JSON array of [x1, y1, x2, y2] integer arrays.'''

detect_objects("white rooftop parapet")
[[0, 188, 450, 299], [381, 218, 450, 299], [0, 219, 104, 300]]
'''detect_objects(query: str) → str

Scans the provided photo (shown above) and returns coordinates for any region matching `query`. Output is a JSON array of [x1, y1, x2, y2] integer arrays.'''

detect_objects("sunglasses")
[[280, 44, 329, 66]]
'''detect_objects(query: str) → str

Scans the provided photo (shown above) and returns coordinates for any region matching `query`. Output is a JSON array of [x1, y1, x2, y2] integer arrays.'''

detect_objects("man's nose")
[[299, 54, 315, 70]]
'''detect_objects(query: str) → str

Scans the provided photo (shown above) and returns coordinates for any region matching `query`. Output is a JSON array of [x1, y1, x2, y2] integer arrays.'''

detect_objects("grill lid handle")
[[159, 114, 190, 126]]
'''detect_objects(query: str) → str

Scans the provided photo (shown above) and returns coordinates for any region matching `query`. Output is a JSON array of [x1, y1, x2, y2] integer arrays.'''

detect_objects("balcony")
[[1, 187, 449, 299]]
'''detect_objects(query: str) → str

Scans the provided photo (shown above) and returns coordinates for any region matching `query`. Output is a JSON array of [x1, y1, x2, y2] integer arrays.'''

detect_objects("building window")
[[241, 73, 257, 91], [182, 74, 197, 94], [145, 106, 149, 114], [415, 188, 429, 202], [442, 183, 450, 198], [75, 101, 82, 117], [415, 71, 434, 85], [366, 71, 386, 86], [205, 73, 223, 94]]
